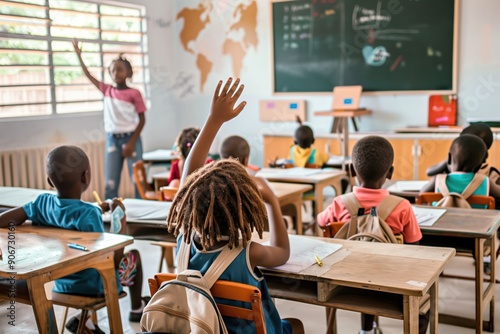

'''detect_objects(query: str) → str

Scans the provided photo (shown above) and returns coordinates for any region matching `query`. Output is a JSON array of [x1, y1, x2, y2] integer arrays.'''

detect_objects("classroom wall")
[[1, 0, 500, 168]]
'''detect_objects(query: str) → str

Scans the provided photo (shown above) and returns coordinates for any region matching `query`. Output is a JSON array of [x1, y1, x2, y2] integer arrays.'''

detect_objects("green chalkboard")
[[272, 0, 457, 93]]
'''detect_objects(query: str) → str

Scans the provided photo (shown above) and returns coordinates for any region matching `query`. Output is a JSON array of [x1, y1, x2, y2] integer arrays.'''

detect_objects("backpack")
[[140, 237, 243, 334], [334, 193, 404, 244], [435, 173, 486, 208]]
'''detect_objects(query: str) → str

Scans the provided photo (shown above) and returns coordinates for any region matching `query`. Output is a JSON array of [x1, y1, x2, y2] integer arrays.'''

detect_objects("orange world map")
[[176, 1, 258, 92]]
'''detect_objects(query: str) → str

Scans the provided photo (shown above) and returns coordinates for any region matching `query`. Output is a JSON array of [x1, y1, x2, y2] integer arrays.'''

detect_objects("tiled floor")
[[1, 239, 500, 333]]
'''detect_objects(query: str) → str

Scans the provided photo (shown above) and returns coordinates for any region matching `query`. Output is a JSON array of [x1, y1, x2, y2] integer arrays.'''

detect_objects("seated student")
[[420, 134, 500, 196], [168, 127, 200, 188], [426, 123, 500, 182], [289, 122, 329, 168], [220, 135, 260, 175], [317, 136, 425, 334], [167, 78, 304, 334], [0, 145, 149, 333]]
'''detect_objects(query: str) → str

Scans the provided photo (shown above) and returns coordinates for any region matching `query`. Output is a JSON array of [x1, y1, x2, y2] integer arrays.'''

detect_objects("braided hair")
[[110, 53, 133, 78], [175, 127, 200, 159], [167, 159, 267, 251]]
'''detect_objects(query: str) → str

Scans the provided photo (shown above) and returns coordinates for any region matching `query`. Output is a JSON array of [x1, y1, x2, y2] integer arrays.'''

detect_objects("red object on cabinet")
[[428, 95, 457, 127]]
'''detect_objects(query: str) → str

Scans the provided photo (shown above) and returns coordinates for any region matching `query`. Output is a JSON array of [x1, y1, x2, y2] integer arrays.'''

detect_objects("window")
[[0, 0, 149, 118]]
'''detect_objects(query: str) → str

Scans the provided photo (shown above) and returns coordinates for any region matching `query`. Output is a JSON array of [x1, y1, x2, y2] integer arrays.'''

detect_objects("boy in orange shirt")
[[317, 135, 424, 334]]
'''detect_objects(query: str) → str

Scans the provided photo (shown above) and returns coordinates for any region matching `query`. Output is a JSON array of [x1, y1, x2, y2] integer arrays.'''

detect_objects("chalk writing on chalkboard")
[[272, 0, 457, 93]]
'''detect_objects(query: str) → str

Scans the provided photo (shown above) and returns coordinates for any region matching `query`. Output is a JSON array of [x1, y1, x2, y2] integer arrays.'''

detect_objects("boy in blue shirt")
[[0, 145, 148, 333]]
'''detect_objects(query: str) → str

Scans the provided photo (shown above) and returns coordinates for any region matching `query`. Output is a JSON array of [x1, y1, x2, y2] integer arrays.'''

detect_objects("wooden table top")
[[255, 233, 455, 297], [268, 182, 312, 199], [415, 205, 500, 238], [256, 168, 345, 184], [314, 109, 372, 117], [0, 225, 133, 279]]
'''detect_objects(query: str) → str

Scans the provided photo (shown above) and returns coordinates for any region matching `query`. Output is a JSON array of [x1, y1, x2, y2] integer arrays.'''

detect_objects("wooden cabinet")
[[390, 139, 416, 180]]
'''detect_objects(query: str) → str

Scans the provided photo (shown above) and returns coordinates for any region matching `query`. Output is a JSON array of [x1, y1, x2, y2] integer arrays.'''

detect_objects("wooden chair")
[[132, 160, 157, 200], [416, 192, 495, 209], [157, 186, 179, 202], [148, 273, 267, 334], [152, 186, 180, 272], [416, 192, 500, 282], [0, 279, 127, 334], [321, 221, 347, 238]]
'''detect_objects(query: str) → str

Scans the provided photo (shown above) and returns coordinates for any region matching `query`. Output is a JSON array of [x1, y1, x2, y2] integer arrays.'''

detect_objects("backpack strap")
[[461, 173, 487, 199], [177, 235, 243, 288], [377, 195, 405, 221], [435, 174, 449, 196], [339, 193, 362, 238]]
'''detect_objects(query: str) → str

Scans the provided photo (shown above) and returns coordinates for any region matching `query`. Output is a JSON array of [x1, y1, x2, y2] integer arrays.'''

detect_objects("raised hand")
[[72, 38, 82, 56], [209, 77, 246, 124]]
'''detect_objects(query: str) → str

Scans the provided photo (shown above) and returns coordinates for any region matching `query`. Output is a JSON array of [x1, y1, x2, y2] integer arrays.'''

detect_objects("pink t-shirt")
[[99, 82, 146, 133], [317, 186, 422, 243]]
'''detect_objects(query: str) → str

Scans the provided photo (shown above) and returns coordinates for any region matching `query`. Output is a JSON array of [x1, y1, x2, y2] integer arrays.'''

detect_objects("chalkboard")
[[272, 0, 457, 93]]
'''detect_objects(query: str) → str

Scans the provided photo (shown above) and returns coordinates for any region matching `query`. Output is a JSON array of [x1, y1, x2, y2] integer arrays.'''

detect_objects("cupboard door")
[[263, 136, 294, 166], [389, 139, 415, 180], [417, 138, 454, 180]]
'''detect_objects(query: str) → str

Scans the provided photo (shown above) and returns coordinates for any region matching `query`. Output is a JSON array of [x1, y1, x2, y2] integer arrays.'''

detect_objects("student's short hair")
[[352, 136, 394, 181], [450, 134, 487, 172], [294, 125, 314, 149], [46, 145, 89, 189], [220, 135, 250, 164], [176, 127, 200, 159], [461, 123, 493, 149]]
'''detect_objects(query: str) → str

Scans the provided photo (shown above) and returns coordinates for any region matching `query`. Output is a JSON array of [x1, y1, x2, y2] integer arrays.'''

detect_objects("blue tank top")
[[178, 236, 283, 334]]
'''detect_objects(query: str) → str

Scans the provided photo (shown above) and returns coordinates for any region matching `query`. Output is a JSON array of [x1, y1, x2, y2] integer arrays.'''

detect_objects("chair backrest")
[[148, 273, 267, 334], [321, 222, 347, 238], [416, 192, 495, 209], [132, 160, 153, 199], [157, 186, 179, 201]]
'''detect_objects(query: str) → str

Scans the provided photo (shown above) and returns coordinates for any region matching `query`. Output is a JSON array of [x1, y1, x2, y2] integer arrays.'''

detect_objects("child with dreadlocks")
[[167, 127, 201, 187], [167, 78, 304, 334], [73, 38, 146, 199]]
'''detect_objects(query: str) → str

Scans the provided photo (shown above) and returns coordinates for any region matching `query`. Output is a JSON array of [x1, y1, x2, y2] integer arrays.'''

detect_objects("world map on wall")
[[176, 0, 258, 92]]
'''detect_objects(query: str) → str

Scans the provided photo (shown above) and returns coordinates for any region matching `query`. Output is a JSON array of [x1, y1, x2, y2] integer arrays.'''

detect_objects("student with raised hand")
[[0, 145, 149, 332], [73, 38, 146, 199], [167, 78, 304, 334]]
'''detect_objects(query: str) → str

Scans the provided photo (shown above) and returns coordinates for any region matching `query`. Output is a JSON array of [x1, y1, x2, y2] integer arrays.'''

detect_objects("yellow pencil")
[[314, 255, 323, 267], [93, 191, 102, 205]]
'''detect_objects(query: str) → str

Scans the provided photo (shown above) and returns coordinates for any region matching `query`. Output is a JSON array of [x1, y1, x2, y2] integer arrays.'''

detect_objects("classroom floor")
[[1, 239, 500, 334]]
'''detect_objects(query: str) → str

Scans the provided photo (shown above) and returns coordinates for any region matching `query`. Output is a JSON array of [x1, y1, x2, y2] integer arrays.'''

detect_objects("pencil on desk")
[[93, 191, 102, 205], [315, 255, 323, 267]]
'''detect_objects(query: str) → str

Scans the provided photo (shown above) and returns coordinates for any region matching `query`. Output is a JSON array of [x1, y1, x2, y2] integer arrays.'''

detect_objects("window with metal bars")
[[0, 0, 149, 118]]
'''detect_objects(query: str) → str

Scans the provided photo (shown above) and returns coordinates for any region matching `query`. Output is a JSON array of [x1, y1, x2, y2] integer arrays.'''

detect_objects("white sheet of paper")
[[121, 198, 171, 220], [412, 206, 446, 226], [257, 167, 321, 178], [263, 235, 343, 273], [387, 181, 428, 192]]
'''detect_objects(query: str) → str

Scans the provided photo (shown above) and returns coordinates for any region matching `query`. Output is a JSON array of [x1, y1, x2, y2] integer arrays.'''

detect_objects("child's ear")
[[243, 156, 249, 166], [311, 138, 315, 145], [447, 152, 452, 165], [82, 169, 90, 185], [386, 166, 394, 180], [349, 163, 357, 177], [47, 177, 54, 189]]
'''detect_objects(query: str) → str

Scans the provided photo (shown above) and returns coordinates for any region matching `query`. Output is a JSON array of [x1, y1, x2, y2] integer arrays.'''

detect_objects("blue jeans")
[[105, 133, 143, 199]]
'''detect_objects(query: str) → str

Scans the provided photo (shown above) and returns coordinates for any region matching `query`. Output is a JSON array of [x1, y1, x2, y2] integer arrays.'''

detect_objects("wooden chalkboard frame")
[[270, 0, 459, 95]]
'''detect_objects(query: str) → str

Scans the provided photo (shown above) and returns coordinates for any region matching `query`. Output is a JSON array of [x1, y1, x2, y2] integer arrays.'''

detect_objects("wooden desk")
[[255, 233, 455, 334], [142, 149, 180, 163], [0, 187, 55, 208], [256, 168, 346, 218], [0, 225, 133, 334], [268, 182, 312, 235], [416, 206, 500, 333], [383, 180, 428, 203]]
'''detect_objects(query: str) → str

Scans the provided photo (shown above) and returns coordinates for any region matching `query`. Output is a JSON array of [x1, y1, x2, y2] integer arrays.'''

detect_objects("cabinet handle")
[[412, 145, 422, 157]]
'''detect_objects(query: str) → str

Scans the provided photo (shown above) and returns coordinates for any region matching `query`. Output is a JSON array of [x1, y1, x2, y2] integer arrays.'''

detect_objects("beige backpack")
[[435, 173, 486, 208], [334, 193, 404, 244], [140, 237, 242, 334]]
